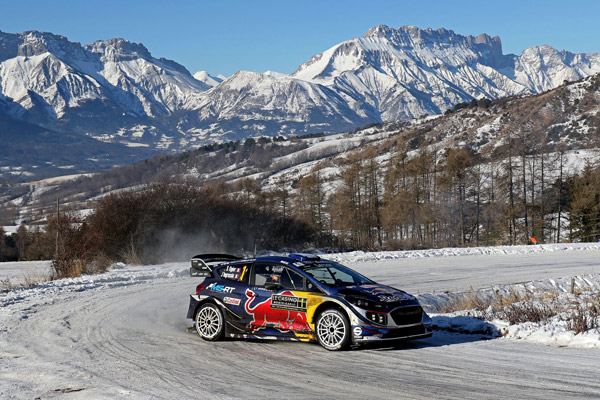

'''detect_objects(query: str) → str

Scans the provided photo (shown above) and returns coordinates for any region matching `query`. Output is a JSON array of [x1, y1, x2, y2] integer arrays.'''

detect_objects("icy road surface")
[[1, 244, 600, 399]]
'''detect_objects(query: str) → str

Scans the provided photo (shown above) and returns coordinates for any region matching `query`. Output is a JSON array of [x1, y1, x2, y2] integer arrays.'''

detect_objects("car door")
[[243, 263, 314, 338]]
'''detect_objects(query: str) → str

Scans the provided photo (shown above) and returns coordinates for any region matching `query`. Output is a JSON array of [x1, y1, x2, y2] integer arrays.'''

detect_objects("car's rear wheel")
[[195, 303, 224, 341], [316, 309, 350, 350]]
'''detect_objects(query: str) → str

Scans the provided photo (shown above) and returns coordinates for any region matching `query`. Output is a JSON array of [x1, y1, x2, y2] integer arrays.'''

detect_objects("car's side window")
[[251, 264, 305, 291], [279, 268, 304, 291], [305, 280, 320, 293], [251, 263, 282, 286]]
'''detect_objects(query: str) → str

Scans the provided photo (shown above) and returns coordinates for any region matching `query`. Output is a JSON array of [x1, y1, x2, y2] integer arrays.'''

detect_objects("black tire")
[[316, 309, 350, 351], [194, 303, 224, 341]]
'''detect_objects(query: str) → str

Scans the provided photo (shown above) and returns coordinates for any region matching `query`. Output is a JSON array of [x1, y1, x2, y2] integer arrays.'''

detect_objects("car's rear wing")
[[190, 254, 241, 278]]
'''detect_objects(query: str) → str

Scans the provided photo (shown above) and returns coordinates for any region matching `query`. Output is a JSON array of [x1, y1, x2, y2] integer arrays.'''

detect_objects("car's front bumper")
[[352, 323, 433, 342]]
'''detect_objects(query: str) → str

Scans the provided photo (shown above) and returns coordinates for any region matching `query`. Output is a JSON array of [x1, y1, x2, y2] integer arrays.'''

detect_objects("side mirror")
[[265, 283, 282, 291]]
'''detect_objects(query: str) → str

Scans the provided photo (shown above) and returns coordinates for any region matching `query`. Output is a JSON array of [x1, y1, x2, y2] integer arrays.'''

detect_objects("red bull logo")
[[245, 289, 312, 333], [370, 287, 395, 296]]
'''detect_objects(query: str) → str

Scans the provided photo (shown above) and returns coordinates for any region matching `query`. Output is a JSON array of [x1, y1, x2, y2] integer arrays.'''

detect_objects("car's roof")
[[222, 254, 335, 269]]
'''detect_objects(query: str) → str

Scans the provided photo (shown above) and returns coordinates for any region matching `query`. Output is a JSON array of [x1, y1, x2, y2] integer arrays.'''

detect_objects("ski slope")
[[1, 244, 600, 399]]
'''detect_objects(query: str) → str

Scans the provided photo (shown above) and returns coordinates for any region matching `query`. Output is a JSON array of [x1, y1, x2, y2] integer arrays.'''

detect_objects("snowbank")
[[328, 243, 600, 263], [424, 273, 600, 349]]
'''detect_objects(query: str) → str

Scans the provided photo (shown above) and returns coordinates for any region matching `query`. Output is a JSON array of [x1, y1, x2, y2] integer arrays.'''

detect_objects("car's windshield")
[[303, 262, 373, 287]]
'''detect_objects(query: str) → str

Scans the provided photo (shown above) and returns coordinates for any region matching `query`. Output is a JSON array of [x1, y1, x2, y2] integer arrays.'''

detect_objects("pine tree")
[[15, 223, 30, 261], [0, 227, 6, 261]]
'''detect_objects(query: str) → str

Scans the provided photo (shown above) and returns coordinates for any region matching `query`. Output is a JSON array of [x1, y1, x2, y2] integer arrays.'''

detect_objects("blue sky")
[[1, 0, 599, 77]]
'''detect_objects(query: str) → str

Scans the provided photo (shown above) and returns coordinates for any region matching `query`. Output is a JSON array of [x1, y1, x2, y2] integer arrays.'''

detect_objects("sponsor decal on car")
[[378, 294, 407, 303], [244, 289, 312, 333], [370, 287, 395, 295], [207, 282, 235, 293], [223, 297, 241, 306], [270, 294, 308, 312], [221, 265, 247, 281]]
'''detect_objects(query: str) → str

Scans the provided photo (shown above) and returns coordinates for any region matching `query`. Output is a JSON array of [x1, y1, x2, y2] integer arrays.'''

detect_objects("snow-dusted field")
[[0, 261, 51, 287], [1, 244, 600, 399]]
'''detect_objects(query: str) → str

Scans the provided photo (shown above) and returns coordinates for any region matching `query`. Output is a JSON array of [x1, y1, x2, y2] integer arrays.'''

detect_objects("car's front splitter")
[[352, 323, 433, 343]]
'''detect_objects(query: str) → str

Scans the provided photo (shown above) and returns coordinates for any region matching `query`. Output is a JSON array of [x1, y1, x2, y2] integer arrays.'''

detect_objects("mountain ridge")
[[1, 25, 600, 180], [5, 73, 599, 220]]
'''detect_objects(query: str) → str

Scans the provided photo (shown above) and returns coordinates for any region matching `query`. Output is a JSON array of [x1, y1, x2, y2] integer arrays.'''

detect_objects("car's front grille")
[[390, 305, 423, 326]]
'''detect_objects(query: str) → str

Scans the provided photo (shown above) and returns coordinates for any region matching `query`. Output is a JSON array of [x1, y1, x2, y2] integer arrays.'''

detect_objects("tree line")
[[1, 138, 599, 276], [0, 182, 322, 277]]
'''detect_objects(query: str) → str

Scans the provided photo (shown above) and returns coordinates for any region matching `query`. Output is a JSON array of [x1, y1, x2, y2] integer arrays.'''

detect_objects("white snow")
[[426, 271, 600, 349], [193, 70, 224, 87], [328, 242, 600, 264], [0, 261, 51, 287], [2, 226, 18, 235]]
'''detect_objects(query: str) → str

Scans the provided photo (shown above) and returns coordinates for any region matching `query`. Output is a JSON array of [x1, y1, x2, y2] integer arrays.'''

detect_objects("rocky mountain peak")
[[362, 24, 394, 38], [86, 38, 152, 60], [362, 25, 503, 61], [0, 30, 87, 62]]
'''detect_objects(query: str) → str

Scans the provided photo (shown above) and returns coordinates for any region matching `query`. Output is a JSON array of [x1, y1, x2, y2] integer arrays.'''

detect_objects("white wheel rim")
[[317, 312, 346, 348], [196, 306, 222, 339]]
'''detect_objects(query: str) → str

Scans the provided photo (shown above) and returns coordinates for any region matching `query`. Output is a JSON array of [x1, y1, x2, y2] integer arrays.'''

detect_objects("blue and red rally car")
[[187, 253, 432, 350]]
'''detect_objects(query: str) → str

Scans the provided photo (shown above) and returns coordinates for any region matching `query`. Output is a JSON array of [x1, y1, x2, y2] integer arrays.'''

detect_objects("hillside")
[[3, 73, 599, 227]]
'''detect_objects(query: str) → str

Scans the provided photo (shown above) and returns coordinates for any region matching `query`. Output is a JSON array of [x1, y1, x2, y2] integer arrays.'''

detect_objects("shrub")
[[84, 182, 320, 265], [497, 302, 556, 325], [50, 213, 97, 279], [565, 302, 599, 334]]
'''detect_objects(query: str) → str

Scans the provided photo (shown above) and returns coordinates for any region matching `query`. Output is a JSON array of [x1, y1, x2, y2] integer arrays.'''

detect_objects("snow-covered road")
[[1, 244, 600, 399]]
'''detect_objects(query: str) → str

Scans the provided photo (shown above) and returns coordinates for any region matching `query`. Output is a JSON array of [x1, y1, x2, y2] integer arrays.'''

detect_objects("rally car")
[[187, 253, 432, 350]]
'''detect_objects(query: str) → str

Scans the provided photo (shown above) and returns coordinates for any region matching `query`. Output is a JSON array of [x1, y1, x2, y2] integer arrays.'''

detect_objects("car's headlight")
[[346, 296, 384, 310], [366, 311, 388, 325]]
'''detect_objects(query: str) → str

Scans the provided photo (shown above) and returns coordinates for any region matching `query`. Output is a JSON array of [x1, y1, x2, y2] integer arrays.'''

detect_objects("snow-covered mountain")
[[2, 25, 600, 180], [0, 31, 208, 122], [177, 70, 375, 140], [292, 25, 600, 120], [193, 70, 226, 87]]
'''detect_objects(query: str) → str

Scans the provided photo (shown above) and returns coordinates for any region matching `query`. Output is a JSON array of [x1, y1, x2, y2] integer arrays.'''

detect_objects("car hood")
[[336, 284, 418, 306]]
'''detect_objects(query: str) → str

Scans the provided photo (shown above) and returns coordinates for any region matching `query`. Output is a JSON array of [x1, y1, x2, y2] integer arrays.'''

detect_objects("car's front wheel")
[[195, 303, 224, 341], [316, 309, 350, 350]]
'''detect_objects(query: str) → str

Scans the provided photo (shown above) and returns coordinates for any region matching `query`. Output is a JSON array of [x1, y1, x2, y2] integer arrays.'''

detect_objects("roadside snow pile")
[[431, 309, 600, 349], [423, 273, 600, 349], [495, 316, 600, 348], [0, 262, 188, 310], [329, 243, 600, 263], [330, 243, 600, 263]]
